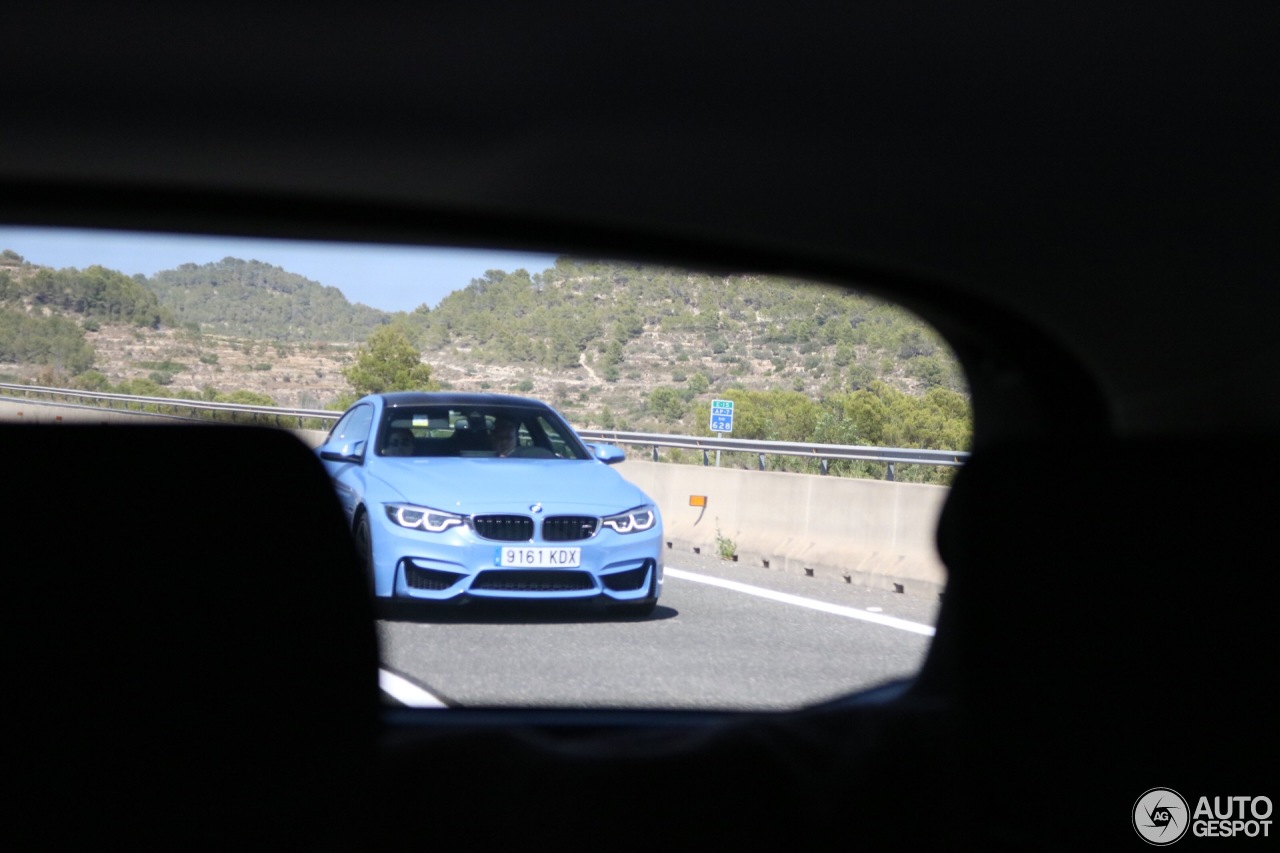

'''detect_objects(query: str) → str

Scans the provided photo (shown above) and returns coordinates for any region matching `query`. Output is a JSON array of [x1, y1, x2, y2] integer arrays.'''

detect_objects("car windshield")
[[0, 226, 965, 712], [377, 404, 590, 459]]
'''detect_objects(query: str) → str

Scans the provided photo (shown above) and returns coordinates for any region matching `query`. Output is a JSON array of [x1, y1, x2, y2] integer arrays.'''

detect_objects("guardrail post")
[[702, 449, 709, 466], [885, 463, 896, 481], [758, 453, 766, 471], [820, 459, 829, 475], [652, 445, 659, 462]]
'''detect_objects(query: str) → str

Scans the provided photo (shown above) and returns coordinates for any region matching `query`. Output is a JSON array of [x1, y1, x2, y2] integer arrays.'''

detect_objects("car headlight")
[[600, 505, 657, 534], [385, 503, 465, 533]]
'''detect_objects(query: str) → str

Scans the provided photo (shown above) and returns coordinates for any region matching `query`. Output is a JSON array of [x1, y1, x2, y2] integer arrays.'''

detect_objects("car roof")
[[375, 392, 554, 410]]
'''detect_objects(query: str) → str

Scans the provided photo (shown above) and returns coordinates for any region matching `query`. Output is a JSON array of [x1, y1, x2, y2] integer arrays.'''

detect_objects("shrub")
[[715, 526, 737, 561]]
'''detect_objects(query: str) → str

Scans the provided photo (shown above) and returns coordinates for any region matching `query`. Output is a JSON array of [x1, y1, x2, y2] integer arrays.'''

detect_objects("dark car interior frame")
[[4, 4, 1277, 848]]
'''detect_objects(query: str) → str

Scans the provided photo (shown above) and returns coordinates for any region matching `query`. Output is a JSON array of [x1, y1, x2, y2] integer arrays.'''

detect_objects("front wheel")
[[354, 512, 375, 593]]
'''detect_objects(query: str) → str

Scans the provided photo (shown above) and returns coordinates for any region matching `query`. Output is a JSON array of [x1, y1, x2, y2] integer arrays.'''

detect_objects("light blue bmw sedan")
[[318, 392, 663, 615]]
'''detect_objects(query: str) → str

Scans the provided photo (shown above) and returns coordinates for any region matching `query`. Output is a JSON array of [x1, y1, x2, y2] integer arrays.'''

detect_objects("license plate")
[[498, 547, 582, 568]]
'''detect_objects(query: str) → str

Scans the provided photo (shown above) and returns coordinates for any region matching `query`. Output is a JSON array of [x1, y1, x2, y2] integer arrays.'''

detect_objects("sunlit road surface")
[[377, 554, 942, 711]]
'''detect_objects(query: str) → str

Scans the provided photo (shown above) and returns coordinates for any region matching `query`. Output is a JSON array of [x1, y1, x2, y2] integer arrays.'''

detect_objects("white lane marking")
[[664, 567, 936, 636], [379, 668, 449, 707]]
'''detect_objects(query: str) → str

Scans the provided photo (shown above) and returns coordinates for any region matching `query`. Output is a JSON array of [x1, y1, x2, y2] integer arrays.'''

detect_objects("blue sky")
[[0, 226, 560, 314]]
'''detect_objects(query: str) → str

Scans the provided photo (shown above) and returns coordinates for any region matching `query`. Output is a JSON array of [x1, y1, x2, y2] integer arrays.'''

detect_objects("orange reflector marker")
[[689, 495, 707, 507]]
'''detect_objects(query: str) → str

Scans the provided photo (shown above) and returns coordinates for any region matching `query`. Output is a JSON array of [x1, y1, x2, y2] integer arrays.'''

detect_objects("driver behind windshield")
[[383, 427, 414, 457], [490, 418, 519, 458]]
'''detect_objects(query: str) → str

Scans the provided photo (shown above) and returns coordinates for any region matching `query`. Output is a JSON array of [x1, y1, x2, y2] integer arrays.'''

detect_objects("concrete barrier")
[[0, 398, 177, 425], [2, 400, 949, 598], [616, 459, 947, 599]]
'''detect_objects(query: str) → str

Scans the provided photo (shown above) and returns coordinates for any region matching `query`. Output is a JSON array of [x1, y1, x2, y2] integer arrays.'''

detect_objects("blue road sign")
[[710, 398, 734, 433]]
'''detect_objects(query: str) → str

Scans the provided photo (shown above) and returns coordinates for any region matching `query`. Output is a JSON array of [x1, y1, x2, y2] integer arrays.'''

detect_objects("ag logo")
[[1134, 788, 1190, 845]]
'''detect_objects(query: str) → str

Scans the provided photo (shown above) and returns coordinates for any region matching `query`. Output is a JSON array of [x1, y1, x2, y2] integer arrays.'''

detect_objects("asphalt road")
[[376, 552, 942, 711]]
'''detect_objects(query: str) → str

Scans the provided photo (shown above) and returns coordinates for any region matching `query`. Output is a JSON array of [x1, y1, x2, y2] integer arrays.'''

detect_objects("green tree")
[[341, 325, 439, 395], [70, 370, 111, 391], [647, 387, 687, 422], [696, 389, 817, 442]]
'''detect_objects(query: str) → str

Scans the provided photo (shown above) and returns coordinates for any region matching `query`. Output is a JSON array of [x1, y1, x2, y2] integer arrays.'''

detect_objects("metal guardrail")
[[0, 382, 969, 479], [575, 429, 968, 479], [0, 382, 336, 427]]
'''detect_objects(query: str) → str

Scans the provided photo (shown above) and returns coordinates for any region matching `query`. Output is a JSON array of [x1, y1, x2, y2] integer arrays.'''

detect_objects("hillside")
[[2, 249, 969, 456], [401, 259, 966, 430], [146, 257, 390, 342]]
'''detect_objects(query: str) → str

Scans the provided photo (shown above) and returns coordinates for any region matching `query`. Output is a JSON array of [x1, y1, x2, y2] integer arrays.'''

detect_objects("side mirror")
[[320, 439, 365, 463], [586, 442, 626, 465]]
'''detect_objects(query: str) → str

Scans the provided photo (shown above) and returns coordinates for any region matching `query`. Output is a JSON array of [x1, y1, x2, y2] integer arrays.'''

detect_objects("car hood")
[[367, 458, 654, 516]]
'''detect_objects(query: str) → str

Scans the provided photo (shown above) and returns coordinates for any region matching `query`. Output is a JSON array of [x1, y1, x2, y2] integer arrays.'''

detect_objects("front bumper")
[[368, 508, 663, 604]]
